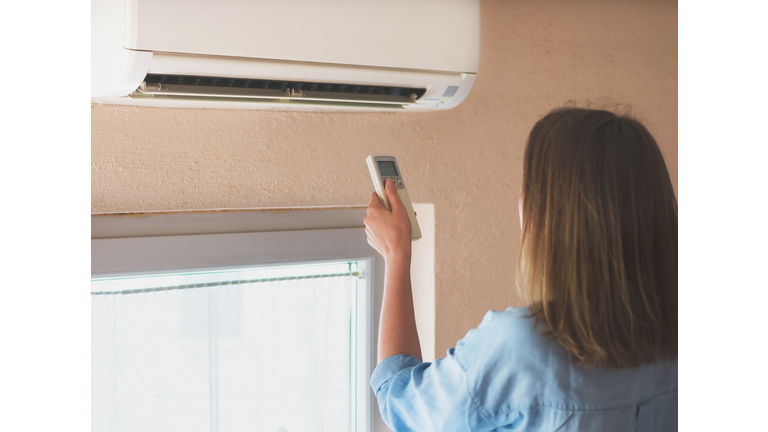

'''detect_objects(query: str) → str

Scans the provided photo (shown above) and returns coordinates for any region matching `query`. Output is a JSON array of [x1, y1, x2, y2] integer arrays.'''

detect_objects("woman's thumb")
[[384, 179, 404, 211]]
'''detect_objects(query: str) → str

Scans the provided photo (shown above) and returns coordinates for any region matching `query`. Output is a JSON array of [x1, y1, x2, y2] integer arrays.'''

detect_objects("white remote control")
[[366, 154, 422, 241]]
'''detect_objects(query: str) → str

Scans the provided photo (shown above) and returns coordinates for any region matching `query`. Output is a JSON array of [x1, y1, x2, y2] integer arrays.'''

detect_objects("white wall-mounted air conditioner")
[[92, 0, 480, 112]]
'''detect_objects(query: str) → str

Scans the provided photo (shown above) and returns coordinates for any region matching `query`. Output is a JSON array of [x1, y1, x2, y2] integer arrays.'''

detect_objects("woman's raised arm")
[[364, 179, 422, 363]]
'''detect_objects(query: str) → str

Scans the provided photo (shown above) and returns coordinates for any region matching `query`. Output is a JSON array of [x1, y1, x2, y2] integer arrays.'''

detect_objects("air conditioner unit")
[[92, 0, 480, 112]]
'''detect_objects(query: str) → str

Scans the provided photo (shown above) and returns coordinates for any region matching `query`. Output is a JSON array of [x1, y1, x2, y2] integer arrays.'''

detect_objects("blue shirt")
[[371, 307, 677, 431]]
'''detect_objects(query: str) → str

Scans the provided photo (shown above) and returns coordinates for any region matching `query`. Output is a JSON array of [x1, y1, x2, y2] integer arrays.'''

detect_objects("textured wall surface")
[[92, 0, 678, 355]]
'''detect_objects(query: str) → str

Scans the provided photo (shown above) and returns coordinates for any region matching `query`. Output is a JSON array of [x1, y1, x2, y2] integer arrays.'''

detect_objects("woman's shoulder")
[[454, 307, 552, 371]]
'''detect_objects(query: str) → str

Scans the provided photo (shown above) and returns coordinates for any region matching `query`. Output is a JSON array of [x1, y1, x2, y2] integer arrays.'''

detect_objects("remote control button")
[[397, 179, 404, 188]]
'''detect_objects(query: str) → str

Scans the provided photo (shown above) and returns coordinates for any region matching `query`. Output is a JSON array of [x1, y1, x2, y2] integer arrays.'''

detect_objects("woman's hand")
[[364, 179, 413, 261]]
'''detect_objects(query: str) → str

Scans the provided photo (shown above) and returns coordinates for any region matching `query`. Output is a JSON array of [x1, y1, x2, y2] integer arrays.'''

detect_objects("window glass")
[[92, 262, 360, 432]]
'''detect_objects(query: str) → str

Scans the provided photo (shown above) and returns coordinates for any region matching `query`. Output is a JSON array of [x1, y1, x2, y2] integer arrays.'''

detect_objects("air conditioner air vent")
[[131, 74, 428, 107]]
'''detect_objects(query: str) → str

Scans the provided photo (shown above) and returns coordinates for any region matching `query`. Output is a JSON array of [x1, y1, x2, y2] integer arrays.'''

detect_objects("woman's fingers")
[[369, 191, 383, 209]]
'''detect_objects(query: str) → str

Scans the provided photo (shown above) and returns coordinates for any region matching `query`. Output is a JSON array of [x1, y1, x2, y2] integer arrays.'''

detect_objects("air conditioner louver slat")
[[136, 74, 426, 107]]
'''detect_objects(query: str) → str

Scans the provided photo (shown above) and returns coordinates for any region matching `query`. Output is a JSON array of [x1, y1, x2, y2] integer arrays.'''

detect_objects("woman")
[[364, 107, 678, 431]]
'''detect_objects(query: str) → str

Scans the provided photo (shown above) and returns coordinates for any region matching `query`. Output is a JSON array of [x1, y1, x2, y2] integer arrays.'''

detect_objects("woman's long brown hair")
[[518, 107, 677, 369]]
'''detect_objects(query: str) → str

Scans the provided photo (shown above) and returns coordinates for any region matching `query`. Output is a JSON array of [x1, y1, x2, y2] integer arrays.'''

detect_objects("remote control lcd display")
[[377, 161, 399, 177]]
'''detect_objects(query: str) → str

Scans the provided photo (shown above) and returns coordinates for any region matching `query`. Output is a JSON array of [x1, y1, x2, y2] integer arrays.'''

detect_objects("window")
[[93, 261, 366, 432], [92, 207, 434, 432]]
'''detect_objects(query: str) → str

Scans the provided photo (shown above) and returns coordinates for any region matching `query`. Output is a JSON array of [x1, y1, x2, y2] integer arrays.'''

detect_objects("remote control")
[[366, 154, 422, 241]]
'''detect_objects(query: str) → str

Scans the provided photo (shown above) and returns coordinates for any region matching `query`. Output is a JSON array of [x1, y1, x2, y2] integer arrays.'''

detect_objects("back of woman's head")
[[518, 107, 677, 369]]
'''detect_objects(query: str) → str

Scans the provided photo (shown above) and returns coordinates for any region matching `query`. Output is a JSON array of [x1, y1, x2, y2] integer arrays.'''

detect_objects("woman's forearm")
[[377, 251, 423, 363]]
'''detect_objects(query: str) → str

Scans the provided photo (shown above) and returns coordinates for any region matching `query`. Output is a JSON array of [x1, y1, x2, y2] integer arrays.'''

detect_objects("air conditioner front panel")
[[93, 0, 479, 111], [126, 0, 480, 74]]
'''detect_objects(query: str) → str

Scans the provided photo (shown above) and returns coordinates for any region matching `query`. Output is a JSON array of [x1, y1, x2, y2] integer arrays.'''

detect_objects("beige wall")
[[92, 0, 677, 355]]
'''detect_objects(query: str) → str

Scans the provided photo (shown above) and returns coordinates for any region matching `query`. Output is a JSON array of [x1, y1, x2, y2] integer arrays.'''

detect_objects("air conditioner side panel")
[[92, 0, 152, 100], [125, 0, 480, 74]]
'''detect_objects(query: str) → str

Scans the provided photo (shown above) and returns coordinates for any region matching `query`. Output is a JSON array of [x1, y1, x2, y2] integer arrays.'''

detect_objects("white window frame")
[[91, 207, 435, 432]]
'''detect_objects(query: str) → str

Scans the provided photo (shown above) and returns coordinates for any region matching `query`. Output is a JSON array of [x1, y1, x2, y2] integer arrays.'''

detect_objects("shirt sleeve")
[[370, 345, 497, 431]]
